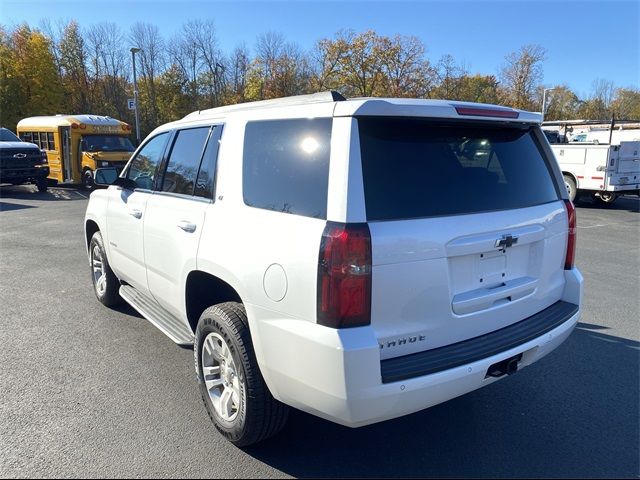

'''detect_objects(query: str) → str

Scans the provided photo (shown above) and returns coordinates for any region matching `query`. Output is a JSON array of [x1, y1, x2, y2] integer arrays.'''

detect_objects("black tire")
[[597, 191, 618, 206], [82, 169, 95, 190], [46, 178, 58, 187], [35, 176, 48, 193], [194, 302, 289, 447], [89, 231, 122, 306], [563, 175, 577, 203]]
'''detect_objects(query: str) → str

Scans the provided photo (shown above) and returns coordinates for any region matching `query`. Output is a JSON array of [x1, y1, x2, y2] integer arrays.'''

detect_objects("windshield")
[[358, 118, 560, 221], [81, 135, 135, 152], [0, 128, 21, 142]]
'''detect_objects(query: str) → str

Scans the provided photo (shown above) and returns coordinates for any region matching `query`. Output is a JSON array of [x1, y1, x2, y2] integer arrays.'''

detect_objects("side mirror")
[[94, 167, 136, 190]]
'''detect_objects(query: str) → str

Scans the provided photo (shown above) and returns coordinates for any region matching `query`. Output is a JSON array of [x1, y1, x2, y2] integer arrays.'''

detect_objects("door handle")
[[177, 221, 197, 233], [128, 208, 143, 219]]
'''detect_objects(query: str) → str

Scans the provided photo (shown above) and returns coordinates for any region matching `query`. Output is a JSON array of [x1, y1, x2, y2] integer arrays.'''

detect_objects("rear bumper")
[[253, 268, 583, 427]]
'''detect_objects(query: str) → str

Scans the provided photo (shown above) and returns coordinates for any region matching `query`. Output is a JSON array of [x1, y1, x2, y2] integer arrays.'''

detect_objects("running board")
[[119, 285, 194, 346]]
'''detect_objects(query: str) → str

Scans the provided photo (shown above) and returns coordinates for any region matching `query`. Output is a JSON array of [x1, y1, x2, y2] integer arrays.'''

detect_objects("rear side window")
[[358, 118, 559, 221], [161, 127, 210, 195], [243, 118, 332, 219]]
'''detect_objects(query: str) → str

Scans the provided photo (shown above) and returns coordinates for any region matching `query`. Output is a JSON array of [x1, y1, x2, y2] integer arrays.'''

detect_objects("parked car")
[[85, 92, 583, 447], [0, 127, 49, 192]]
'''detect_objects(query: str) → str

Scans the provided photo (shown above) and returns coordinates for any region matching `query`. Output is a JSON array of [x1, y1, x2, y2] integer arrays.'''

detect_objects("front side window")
[[161, 127, 211, 196], [126, 132, 170, 190], [243, 118, 332, 219], [358, 118, 560, 221]]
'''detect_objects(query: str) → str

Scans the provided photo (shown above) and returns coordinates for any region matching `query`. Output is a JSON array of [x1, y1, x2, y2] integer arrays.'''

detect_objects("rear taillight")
[[564, 199, 576, 269], [317, 222, 372, 328]]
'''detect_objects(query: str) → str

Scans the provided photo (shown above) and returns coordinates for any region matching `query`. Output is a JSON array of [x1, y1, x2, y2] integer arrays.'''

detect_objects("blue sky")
[[2, 0, 638, 97]]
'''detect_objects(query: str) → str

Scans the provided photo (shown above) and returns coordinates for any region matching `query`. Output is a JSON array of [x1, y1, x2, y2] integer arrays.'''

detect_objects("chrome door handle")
[[177, 221, 197, 233], [129, 208, 143, 219]]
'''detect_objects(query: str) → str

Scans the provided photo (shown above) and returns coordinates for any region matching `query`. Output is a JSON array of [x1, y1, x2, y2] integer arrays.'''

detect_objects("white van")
[[85, 92, 583, 446]]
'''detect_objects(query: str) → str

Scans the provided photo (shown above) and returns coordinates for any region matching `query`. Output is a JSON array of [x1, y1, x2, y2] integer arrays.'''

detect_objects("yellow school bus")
[[17, 115, 135, 188]]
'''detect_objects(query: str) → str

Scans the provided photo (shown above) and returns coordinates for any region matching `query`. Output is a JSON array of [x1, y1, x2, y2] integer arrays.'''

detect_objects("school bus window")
[[21, 132, 32, 143], [40, 133, 48, 150], [47, 132, 55, 150]]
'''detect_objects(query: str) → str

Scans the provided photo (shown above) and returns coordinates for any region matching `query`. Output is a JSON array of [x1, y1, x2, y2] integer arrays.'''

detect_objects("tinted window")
[[194, 127, 220, 199], [243, 118, 331, 219], [40, 132, 49, 150], [161, 127, 210, 195], [81, 135, 135, 152], [47, 132, 55, 150], [358, 118, 559, 221], [126, 132, 169, 190], [20, 132, 33, 143]]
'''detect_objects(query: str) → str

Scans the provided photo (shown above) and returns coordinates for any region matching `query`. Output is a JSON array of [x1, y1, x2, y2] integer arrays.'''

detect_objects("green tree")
[[59, 20, 91, 113]]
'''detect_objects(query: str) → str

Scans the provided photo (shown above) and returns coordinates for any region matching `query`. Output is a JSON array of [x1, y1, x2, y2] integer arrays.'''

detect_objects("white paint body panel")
[[552, 141, 640, 193], [84, 95, 583, 428]]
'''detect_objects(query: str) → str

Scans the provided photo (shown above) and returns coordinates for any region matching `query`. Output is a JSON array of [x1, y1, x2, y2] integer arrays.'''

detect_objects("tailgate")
[[370, 203, 567, 360]]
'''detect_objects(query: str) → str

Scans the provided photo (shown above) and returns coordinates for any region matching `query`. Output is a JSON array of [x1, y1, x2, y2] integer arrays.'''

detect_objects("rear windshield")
[[358, 118, 560, 221]]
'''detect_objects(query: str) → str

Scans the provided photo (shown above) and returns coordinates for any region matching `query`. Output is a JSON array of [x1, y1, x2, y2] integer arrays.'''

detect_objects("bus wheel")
[[597, 191, 617, 206], [82, 169, 95, 190]]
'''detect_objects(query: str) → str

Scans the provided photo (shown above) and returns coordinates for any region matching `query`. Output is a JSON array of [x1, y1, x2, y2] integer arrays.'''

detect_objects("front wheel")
[[82, 169, 95, 190], [195, 302, 289, 447], [35, 176, 48, 193], [89, 231, 122, 306]]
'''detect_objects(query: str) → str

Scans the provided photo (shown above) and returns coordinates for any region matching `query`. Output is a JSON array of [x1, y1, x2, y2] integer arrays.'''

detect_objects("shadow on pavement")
[[245, 323, 639, 478], [575, 194, 639, 213], [0, 185, 90, 202], [0, 202, 36, 212]]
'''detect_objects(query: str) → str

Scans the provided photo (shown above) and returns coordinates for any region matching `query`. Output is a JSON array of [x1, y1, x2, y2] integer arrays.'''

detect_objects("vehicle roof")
[[17, 115, 127, 128]]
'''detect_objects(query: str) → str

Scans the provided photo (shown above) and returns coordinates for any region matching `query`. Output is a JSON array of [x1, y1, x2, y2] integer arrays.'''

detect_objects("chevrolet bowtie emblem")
[[495, 234, 518, 249]]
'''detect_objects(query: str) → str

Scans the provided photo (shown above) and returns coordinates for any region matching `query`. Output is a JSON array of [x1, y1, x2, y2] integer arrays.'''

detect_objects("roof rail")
[[185, 91, 347, 118]]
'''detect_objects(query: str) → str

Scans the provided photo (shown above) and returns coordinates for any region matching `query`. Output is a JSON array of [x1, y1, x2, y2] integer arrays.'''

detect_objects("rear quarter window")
[[358, 118, 560, 221], [243, 118, 332, 219]]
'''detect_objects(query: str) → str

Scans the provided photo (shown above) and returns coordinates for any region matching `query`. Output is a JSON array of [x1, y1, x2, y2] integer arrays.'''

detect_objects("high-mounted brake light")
[[564, 200, 576, 269], [317, 222, 372, 328], [455, 106, 519, 119]]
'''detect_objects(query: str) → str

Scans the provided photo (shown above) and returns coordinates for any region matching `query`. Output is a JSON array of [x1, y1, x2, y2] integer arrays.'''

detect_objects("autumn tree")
[[611, 88, 640, 119], [5, 25, 64, 128], [431, 54, 466, 99], [457, 74, 500, 104], [500, 44, 546, 110], [538, 85, 581, 121]]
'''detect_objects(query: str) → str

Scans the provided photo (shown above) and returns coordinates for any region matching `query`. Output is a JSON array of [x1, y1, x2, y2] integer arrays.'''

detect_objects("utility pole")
[[541, 87, 555, 122], [130, 47, 141, 145]]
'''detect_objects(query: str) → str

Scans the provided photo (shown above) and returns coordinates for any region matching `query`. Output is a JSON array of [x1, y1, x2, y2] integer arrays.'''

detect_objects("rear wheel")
[[195, 302, 289, 447], [597, 191, 618, 206], [563, 175, 577, 203]]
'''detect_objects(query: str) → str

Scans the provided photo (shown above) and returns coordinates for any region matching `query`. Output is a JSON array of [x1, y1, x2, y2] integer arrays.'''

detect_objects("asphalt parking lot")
[[1, 185, 638, 478]]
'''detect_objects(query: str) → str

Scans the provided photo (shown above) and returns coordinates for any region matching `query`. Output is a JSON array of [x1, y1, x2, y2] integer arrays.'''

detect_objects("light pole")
[[541, 87, 555, 122], [130, 47, 141, 145]]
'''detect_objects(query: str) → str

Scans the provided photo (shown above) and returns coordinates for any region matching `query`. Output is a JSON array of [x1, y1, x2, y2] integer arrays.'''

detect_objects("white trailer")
[[551, 141, 640, 205]]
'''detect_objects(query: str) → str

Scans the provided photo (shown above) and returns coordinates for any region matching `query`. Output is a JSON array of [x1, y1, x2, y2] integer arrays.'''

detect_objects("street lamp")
[[541, 87, 556, 122], [130, 47, 141, 145]]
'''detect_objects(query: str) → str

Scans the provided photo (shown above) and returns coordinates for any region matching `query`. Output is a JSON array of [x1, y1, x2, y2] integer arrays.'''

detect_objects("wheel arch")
[[85, 219, 100, 252], [185, 270, 244, 334]]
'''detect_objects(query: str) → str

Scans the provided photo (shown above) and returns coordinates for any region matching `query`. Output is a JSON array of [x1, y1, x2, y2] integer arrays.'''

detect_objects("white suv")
[[85, 92, 583, 446]]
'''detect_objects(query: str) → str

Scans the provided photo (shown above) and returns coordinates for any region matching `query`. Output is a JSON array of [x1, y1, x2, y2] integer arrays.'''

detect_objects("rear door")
[[357, 118, 568, 360], [144, 125, 220, 320]]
